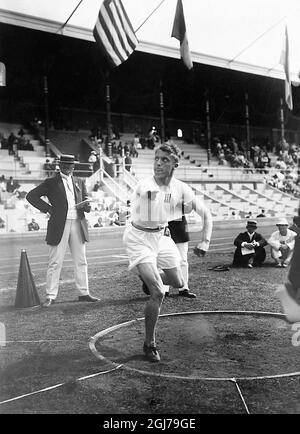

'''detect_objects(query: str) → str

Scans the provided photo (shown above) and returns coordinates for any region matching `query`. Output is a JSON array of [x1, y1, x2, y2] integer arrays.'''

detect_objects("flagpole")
[[56, 0, 84, 33], [205, 95, 211, 166], [134, 0, 167, 33], [106, 82, 112, 143], [159, 81, 165, 143], [280, 97, 285, 142], [43, 76, 50, 157], [245, 92, 250, 160]]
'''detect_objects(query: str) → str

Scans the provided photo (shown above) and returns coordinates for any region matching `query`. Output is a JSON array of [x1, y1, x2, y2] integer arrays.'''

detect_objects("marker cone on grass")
[[14, 249, 40, 308]]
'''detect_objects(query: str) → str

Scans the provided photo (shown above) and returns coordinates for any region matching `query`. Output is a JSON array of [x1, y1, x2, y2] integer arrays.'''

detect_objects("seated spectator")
[[130, 141, 139, 158], [93, 217, 104, 228], [251, 144, 261, 167], [88, 151, 97, 172], [268, 218, 296, 267], [232, 210, 241, 219], [275, 157, 287, 171], [28, 218, 40, 231], [114, 154, 121, 178], [0, 216, 5, 228], [93, 181, 100, 192], [256, 209, 266, 218], [147, 126, 158, 149], [14, 187, 27, 199], [124, 151, 132, 172], [113, 202, 131, 226], [112, 141, 118, 155], [44, 159, 54, 177], [24, 139, 33, 151], [225, 210, 241, 220], [218, 150, 227, 165], [232, 220, 267, 268], [18, 128, 25, 138], [7, 132, 16, 155], [107, 210, 119, 225], [245, 211, 253, 219], [133, 133, 142, 149], [0, 175, 6, 192], [6, 176, 20, 193]]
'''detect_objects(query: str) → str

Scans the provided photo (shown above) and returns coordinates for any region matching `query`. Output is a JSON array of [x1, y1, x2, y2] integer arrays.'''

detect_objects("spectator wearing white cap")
[[268, 218, 297, 267]]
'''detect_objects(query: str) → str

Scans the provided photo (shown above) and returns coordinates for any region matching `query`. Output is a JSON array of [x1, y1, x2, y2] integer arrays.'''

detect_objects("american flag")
[[93, 0, 138, 67]]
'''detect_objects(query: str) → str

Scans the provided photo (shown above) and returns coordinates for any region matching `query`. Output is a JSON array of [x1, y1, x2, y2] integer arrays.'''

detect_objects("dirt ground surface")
[[1, 229, 300, 414]]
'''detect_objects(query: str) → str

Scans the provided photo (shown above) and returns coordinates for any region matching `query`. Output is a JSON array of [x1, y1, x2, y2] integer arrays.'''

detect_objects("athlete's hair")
[[156, 143, 181, 163]]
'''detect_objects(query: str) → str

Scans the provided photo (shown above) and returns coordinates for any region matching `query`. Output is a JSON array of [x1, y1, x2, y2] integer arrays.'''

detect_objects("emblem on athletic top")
[[164, 193, 171, 203]]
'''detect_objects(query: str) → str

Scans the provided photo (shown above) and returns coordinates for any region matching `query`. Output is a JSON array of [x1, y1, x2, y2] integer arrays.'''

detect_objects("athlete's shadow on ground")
[[0, 293, 190, 314]]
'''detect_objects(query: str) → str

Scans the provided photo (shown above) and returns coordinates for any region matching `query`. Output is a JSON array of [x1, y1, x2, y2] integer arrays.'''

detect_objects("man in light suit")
[[232, 220, 267, 268], [26, 154, 99, 307]]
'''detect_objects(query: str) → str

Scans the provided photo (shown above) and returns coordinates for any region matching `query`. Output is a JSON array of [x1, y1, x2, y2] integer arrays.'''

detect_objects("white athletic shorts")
[[123, 225, 181, 272]]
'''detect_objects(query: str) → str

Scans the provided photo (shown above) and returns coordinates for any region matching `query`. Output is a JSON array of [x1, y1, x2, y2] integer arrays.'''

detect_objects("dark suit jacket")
[[234, 231, 267, 248], [233, 231, 267, 266], [26, 173, 90, 245]]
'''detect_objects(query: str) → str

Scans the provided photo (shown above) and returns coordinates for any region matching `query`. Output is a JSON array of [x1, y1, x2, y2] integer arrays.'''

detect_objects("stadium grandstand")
[[0, 2, 299, 234]]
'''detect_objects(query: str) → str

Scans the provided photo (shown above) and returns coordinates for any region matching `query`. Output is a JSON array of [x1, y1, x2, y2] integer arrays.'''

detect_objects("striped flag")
[[93, 0, 138, 67], [171, 0, 193, 70], [279, 25, 293, 110]]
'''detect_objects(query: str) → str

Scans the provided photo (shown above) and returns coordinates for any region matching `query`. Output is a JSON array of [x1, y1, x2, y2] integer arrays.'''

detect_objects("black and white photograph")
[[1, 0, 300, 417]]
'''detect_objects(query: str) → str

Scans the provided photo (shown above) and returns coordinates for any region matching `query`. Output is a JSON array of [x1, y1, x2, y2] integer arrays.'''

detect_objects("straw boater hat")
[[59, 154, 76, 164]]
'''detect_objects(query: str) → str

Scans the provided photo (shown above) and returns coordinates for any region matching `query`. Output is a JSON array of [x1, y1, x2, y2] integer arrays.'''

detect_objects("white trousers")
[[165, 241, 189, 292], [271, 247, 293, 265], [46, 219, 89, 300]]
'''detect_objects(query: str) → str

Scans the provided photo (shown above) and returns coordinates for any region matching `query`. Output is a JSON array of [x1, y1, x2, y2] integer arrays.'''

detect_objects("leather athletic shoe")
[[142, 282, 150, 295], [143, 343, 160, 362], [78, 295, 99, 302], [178, 289, 197, 298], [42, 298, 55, 308]]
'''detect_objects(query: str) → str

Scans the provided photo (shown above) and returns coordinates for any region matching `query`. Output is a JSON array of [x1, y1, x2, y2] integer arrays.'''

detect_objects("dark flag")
[[93, 0, 138, 67], [171, 0, 193, 70], [0, 62, 6, 86], [279, 25, 293, 110]]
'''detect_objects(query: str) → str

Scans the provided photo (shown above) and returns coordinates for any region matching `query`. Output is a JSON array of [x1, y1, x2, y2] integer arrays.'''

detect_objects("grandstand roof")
[[1, 0, 300, 82]]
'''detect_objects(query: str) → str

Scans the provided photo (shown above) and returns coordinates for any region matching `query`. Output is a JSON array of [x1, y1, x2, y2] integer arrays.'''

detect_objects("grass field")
[[1, 244, 300, 414]]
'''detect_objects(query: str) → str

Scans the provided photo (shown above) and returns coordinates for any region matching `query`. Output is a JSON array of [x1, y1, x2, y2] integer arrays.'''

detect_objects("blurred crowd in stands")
[[212, 136, 299, 170], [89, 124, 160, 157], [0, 129, 34, 155], [211, 135, 299, 196]]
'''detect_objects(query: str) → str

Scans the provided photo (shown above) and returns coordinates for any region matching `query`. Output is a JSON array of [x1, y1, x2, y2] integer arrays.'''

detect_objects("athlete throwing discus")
[[123, 144, 212, 362]]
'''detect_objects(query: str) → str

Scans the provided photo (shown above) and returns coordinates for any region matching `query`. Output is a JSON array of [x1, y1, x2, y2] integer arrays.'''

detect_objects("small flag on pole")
[[171, 0, 193, 70], [279, 25, 293, 110], [93, 0, 138, 67], [0, 62, 6, 86]]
